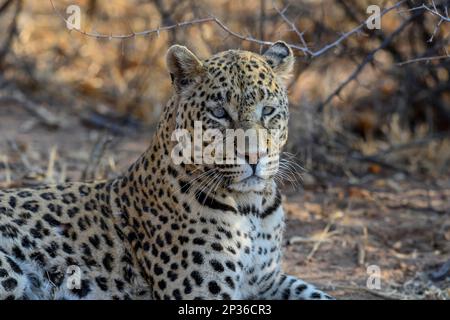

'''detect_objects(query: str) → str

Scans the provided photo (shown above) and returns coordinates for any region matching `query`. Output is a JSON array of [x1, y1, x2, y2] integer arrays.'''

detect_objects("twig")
[[259, 0, 266, 43], [306, 222, 332, 261], [287, 236, 332, 245], [0, 89, 60, 128], [80, 110, 139, 135], [45, 146, 58, 184], [7, 139, 44, 175], [362, 133, 449, 159], [49, 0, 403, 57], [429, 259, 450, 282], [59, 162, 67, 184], [411, 2, 450, 23], [357, 227, 368, 266], [409, 1, 450, 42], [350, 153, 412, 176], [331, 285, 405, 300], [50, 0, 215, 40], [397, 54, 450, 66], [50, 0, 278, 47], [81, 134, 112, 180], [317, 12, 416, 112], [1, 155, 11, 187], [309, 0, 406, 57], [0, 0, 14, 14], [273, 1, 310, 55], [0, 0, 21, 63]]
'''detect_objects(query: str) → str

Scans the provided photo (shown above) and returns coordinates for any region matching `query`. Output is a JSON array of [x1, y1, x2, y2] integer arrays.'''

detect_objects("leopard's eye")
[[211, 106, 227, 119], [262, 106, 276, 117]]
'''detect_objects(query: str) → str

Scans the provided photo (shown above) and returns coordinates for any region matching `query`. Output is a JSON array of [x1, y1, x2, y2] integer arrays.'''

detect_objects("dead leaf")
[[368, 164, 382, 174], [348, 187, 370, 199]]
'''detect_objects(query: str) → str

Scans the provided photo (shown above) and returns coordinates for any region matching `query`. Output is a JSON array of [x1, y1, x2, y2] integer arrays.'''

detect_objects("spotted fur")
[[0, 42, 333, 300]]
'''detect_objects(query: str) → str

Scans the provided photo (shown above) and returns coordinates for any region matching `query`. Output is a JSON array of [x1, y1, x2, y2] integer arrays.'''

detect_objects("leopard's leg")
[[260, 273, 334, 300], [0, 251, 27, 300]]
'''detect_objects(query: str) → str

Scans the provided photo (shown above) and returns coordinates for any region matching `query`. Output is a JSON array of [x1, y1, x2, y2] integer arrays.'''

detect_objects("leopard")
[[0, 41, 333, 300]]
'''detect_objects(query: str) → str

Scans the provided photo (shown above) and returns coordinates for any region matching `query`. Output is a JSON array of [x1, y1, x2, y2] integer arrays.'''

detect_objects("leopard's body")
[[0, 43, 333, 300]]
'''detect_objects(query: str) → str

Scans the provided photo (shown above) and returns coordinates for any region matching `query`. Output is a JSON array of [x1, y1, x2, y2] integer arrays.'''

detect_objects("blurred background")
[[0, 0, 449, 299]]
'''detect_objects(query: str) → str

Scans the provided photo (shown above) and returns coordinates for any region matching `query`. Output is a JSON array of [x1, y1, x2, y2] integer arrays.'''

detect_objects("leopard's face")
[[167, 42, 294, 192]]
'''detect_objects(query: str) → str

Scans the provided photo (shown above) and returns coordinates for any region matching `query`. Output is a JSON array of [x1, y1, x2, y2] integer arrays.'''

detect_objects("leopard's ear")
[[262, 41, 294, 83], [166, 45, 205, 92]]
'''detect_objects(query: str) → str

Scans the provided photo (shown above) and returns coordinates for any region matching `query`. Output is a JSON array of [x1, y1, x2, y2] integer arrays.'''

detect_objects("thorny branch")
[[409, 1, 450, 42], [50, 0, 403, 57], [318, 0, 450, 110], [397, 52, 450, 66], [49, 0, 450, 112], [272, 1, 309, 55], [412, 1, 450, 22], [317, 13, 419, 112]]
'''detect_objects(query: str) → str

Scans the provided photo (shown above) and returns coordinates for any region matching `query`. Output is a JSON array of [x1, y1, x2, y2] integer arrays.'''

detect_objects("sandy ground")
[[0, 104, 449, 299]]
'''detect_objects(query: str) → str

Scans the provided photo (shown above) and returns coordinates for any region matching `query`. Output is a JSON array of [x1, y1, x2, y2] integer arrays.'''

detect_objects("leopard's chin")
[[227, 176, 268, 192]]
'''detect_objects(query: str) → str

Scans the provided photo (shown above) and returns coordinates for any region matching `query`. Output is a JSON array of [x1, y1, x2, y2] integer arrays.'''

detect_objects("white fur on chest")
[[209, 199, 285, 297]]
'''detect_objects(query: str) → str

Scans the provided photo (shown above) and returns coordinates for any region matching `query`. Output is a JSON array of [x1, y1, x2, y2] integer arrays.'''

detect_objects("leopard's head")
[[167, 42, 294, 193]]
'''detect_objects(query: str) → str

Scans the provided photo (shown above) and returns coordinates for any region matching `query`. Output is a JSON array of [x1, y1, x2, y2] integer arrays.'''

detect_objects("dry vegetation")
[[0, 0, 449, 299]]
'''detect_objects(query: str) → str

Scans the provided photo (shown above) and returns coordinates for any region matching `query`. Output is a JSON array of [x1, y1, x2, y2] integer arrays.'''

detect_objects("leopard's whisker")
[[173, 168, 215, 194], [201, 172, 222, 207]]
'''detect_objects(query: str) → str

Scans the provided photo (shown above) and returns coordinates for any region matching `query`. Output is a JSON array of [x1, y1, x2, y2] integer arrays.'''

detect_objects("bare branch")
[[408, 1, 450, 42], [312, 1, 405, 57], [81, 134, 112, 181], [317, 12, 416, 112], [48, 0, 305, 55], [0, 0, 21, 64], [272, 1, 310, 55], [49, 0, 405, 58], [0, 89, 60, 129], [316, 1, 450, 111], [397, 2, 450, 64], [397, 53, 450, 66], [412, 2, 450, 22], [0, 0, 14, 14], [50, 0, 215, 40]]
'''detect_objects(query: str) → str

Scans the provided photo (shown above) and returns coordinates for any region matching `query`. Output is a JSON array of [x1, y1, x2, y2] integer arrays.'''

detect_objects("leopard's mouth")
[[227, 175, 267, 192]]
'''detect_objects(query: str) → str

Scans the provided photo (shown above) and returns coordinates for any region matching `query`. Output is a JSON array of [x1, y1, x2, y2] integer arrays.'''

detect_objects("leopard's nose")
[[238, 151, 267, 175], [249, 163, 257, 175]]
